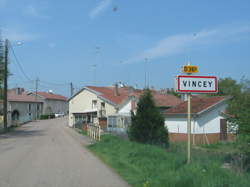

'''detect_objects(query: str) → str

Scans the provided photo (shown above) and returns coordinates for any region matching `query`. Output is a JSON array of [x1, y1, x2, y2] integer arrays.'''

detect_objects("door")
[[220, 119, 227, 141]]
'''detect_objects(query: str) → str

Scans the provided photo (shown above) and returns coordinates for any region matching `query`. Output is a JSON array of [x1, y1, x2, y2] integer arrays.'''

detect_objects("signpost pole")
[[187, 93, 191, 164]]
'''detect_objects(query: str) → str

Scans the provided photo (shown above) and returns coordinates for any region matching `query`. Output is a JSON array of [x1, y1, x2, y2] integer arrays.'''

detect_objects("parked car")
[[55, 113, 64, 118]]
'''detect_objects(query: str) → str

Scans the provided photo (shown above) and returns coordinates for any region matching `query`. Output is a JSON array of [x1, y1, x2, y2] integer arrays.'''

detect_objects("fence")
[[87, 123, 101, 141]]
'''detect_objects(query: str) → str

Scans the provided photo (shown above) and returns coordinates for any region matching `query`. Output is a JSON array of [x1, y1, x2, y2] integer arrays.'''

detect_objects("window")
[[92, 100, 97, 109], [101, 102, 105, 109], [37, 104, 40, 111], [28, 104, 32, 112]]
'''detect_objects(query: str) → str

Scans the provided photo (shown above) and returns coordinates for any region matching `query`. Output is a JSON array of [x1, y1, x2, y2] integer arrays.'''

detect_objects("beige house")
[[68, 86, 119, 128], [68, 85, 182, 130]]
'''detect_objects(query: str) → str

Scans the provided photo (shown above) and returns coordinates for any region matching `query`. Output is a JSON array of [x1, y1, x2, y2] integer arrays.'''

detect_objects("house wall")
[[7, 101, 42, 127], [165, 102, 229, 144], [68, 89, 116, 127], [195, 104, 227, 134], [43, 99, 68, 115], [118, 101, 131, 114]]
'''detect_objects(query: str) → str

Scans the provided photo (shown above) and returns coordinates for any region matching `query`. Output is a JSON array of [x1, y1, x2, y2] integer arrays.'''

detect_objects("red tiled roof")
[[8, 89, 41, 103], [86, 86, 182, 107], [165, 96, 227, 115], [86, 86, 129, 105], [37, 92, 67, 101]]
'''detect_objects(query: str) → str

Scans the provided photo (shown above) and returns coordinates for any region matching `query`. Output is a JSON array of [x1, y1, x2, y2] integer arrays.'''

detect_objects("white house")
[[108, 89, 182, 132], [164, 96, 234, 144]]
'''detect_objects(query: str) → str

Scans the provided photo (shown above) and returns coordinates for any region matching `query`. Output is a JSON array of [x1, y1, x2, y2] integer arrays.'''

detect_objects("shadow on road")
[[0, 128, 45, 140]]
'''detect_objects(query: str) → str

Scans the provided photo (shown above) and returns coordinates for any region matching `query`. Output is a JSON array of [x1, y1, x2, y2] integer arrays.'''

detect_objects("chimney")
[[16, 88, 24, 95], [114, 83, 119, 96]]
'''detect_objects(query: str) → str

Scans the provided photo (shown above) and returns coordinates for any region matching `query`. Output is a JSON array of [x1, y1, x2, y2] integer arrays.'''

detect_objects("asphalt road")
[[0, 117, 129, 187]]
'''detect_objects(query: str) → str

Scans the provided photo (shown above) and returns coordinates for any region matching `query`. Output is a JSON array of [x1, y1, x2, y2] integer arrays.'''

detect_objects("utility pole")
[[3, 39, 9, 129], [35, 78, 39, 120], [70, 82, 74, 96]]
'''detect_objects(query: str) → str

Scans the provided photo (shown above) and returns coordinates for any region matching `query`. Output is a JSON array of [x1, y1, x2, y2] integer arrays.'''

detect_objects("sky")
[[0, 0, 250, 97]]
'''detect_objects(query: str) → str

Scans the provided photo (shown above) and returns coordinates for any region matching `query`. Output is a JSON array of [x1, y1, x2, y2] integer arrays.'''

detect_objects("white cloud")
[[124, 24, 250, 64], [2, 28, 40, 42], [89, 0, 112, 19]]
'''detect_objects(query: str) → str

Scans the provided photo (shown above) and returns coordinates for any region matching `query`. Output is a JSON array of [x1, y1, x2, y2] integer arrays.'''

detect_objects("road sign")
[[182, 65, 198, 74], [176, 75, 218, 93]]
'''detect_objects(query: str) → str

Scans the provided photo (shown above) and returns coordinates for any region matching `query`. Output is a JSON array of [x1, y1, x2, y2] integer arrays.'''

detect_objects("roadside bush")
[[40, 114, 55, 120], [128, 89, 169, 147]]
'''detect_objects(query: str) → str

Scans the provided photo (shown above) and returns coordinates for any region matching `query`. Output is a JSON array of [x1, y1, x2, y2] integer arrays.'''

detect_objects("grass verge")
[[88, 135, 250, 187]]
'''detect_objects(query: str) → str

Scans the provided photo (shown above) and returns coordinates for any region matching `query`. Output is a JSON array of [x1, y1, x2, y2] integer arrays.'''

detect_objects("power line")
[[39, 80, 69, 86], [9, 43, 33, 82]]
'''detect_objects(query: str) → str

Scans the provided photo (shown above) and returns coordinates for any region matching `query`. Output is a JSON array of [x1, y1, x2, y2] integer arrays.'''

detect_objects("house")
[[164, 96, 234, 144], [107, 89, 182, 133], [68, 85, 129, 128], [68, 85, 182, 130], [28, 91, 68, 115], [7, 88, 43, 127]]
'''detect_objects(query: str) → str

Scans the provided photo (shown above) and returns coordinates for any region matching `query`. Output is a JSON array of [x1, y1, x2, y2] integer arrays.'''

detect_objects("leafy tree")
[[128, 89, 169, 147], [216, 77, 250, 172], [212, 77, 242, 97]]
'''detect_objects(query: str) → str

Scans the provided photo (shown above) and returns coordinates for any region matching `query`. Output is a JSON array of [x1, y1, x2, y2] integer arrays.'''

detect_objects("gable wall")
[[68, 89, 116, 126]]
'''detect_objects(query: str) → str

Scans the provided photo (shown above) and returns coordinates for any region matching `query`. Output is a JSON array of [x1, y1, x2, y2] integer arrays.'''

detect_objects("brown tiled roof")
[[37, 92, 67, 101], [86, 86, 182, 107], [165, 96, 227, 115], [8, 89, 41, 103]]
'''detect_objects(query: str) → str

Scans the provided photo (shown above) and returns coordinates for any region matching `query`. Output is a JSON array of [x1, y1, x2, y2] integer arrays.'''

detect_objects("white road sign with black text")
[[176, 75, 218, 93]]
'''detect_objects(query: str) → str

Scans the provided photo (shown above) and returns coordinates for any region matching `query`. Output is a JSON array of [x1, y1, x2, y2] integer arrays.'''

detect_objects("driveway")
[[0, 117, 129, 187]]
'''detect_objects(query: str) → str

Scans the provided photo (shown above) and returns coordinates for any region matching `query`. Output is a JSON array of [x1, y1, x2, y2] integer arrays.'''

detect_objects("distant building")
[[7, 88, 43, 127], [28, 91, 68, 115]]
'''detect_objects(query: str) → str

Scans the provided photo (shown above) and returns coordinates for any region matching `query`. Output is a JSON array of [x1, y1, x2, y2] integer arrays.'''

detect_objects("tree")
[[212, 77, 242, 97], [128, 89, 169, 147], [216, 77, 250, 172]]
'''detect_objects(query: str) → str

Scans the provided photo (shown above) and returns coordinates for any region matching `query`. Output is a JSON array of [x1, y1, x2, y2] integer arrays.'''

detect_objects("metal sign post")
[[187, 93, 191, 164], [175, 65, 218, 163]]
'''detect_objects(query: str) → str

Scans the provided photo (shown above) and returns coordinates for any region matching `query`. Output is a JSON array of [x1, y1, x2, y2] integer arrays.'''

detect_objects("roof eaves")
[[196, 97, 230, 116], [67, 87, 87, 102], [117, 96, 136, 109], [165, 113, 197, 118], [28, 92, 45, 100], [97, 95, 117, 107]]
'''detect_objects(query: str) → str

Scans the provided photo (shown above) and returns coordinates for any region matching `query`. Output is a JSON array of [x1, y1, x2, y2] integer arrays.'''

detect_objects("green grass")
[[77, 129, 87, 136], [88, 135, 250, 187]]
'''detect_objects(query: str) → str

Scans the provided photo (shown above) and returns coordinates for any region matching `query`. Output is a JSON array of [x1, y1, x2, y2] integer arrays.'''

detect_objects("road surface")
[[0, 117, 129, 187]]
